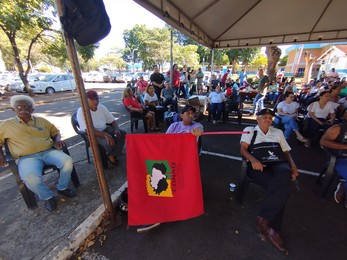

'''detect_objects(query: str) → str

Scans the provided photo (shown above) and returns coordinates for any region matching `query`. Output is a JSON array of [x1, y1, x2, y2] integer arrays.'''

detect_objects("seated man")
[[160, 81, 178, 112], [320, 109, 347, 208], [0, 95, 76, 212], [240, 108, 298, 255], [166, 105, 203, 137], [77, 90, 126, 164]]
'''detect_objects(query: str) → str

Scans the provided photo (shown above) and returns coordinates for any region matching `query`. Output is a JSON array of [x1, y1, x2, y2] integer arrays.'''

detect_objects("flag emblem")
[[146, 160, 173, 197]]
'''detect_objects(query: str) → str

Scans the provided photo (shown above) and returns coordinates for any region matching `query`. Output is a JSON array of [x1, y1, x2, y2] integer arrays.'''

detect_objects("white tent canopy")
[[134, 0, 347, 49]]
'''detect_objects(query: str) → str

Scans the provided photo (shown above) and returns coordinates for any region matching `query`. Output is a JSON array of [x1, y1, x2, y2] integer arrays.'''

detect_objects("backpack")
[[61, 0, 111, 46], [164, 111, 181, 126]]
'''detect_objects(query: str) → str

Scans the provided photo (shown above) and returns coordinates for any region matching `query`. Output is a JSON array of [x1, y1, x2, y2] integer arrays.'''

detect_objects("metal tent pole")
[[54, 0, 118, 228]]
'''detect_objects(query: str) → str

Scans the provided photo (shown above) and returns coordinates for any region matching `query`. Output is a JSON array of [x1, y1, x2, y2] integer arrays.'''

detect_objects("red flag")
[[126, 133, 204, 226]]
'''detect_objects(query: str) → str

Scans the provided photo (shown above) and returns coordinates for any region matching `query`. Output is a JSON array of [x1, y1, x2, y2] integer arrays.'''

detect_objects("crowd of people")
[[0, 64, 346, 256]]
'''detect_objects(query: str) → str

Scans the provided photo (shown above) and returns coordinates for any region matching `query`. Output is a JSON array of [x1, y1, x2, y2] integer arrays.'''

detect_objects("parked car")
[[29, 74, 76, 94], [85, 72, 103, 83], [112, 73, 126, 83], [135, 72, 150, 81], [10, 75, 41, 92], [123, 72, 136, 83], [0, 80, 8, 95], [103, 73, 112, 83]]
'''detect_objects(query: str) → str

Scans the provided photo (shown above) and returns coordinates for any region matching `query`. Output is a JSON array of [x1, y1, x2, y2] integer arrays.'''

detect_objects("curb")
[[43, 182, 128, 260], [0, 89, 117, 111]]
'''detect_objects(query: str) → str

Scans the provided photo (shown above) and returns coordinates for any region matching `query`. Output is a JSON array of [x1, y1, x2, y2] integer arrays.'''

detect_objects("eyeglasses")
[[15, 105, 32, 110]]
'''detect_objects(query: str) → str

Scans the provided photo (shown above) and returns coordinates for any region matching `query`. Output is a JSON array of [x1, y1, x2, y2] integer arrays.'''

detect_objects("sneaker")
[[296, 135, 307, 143], [212, 120, 217, 125], [334, 182, 345, 204]]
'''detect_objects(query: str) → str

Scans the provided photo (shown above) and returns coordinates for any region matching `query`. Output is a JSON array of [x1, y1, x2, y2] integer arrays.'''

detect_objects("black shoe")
[[58, 188, 76, 198], [45, 197, 57, 212]]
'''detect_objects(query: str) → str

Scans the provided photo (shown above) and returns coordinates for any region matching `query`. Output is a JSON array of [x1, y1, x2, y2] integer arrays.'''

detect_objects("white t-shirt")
[[208, 91, 226, 103], [240, 125, 291, 152], [338, 97, 347, 108], [307, 101, 336, 119], [77, 104, 115, 131], [276, 101, 299, 115], [144, 93, 159, 103]]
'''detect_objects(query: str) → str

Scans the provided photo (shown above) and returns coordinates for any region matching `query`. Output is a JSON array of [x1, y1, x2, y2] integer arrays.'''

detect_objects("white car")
[[85, 72, 104, 83], [10, 75, 41, 92], [30, 74, 76, 94]]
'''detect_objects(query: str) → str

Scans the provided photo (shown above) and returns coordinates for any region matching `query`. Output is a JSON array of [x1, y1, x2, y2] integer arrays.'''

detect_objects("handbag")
[[249, 131, 285, 163]]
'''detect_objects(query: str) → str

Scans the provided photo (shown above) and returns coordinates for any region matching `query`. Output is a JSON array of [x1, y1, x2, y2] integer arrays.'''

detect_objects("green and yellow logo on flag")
[[145, 160, 173, 197]]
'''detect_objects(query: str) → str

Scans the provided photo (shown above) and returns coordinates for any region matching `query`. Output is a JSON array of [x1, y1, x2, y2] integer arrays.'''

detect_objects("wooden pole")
[[54, 0, 118, 227]]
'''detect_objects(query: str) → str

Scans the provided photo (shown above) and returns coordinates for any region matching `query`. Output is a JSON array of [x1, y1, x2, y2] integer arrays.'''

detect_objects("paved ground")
[[0, 91, 346, 260], [79, 120, 347, 260]]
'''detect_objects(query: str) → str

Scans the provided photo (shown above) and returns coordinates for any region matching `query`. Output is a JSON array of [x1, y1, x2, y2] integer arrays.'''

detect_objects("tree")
[[226, 49, 241, 72], [123, 25, 171, 71], [265, 46, 282, 81], [173, 45, 199, 68], [98, 53, 126, 71], [0, 0, 98, 95], [303, 52, 316, 84], [226, 48, 261, 72], [240, 48, 261, 69], [0, 0, 56, 96], [279, 55, 288, 66], [251, 54, 267, 69]]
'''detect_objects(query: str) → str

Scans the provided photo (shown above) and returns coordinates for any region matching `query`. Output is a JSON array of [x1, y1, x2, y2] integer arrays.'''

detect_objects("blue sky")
[[96, 0, 165, 57]]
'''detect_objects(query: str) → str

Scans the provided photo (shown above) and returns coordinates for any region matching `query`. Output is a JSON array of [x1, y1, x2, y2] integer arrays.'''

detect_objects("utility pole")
[[131, 48, 138, 72]]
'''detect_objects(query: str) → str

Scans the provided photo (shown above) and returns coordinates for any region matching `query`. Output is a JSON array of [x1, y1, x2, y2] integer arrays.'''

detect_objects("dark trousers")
[[96, 126, 126, 157], [247, 162, 292, 231], [210, 102, 224, 121]]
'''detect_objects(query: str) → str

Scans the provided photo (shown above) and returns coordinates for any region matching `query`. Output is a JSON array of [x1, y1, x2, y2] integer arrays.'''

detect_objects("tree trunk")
[[7, 31, 34, 96], [265, 46, 282, 81], [303, 52, 316, 84], [232, 60, 237, 74]]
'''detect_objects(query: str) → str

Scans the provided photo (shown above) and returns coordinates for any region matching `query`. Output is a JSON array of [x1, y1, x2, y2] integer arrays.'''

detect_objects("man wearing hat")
[[166, 105, 203, 136], [77, 90, 126, 164], [240, 108, 298, 255]]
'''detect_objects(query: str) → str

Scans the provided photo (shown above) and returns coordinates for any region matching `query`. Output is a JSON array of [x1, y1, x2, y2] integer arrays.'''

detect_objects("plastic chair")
[[224, 94, 243, 124], [71, 112, 108, 168], [4, 142, 80, 209], [126, 109, 148, 133], [317, 146, 339, 199], [235, 158, 255, 204]]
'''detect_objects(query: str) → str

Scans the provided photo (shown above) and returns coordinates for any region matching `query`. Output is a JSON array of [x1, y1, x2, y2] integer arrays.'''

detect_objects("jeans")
[[274, 115, 299, 139], [247, 162, 292, 231], [268, 92, 279, 102], [185, 84, 190, 99], [18, 149, 73, 200], [210, 102, 223, 121], [252, 93, 265, 114], [335, 158, 347, 193]]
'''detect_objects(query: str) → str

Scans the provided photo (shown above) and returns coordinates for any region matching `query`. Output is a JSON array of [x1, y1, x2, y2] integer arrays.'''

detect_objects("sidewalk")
[[0, 88, 129, 260], [0, 125, 129, 260], [0, 87, 118, 111]]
